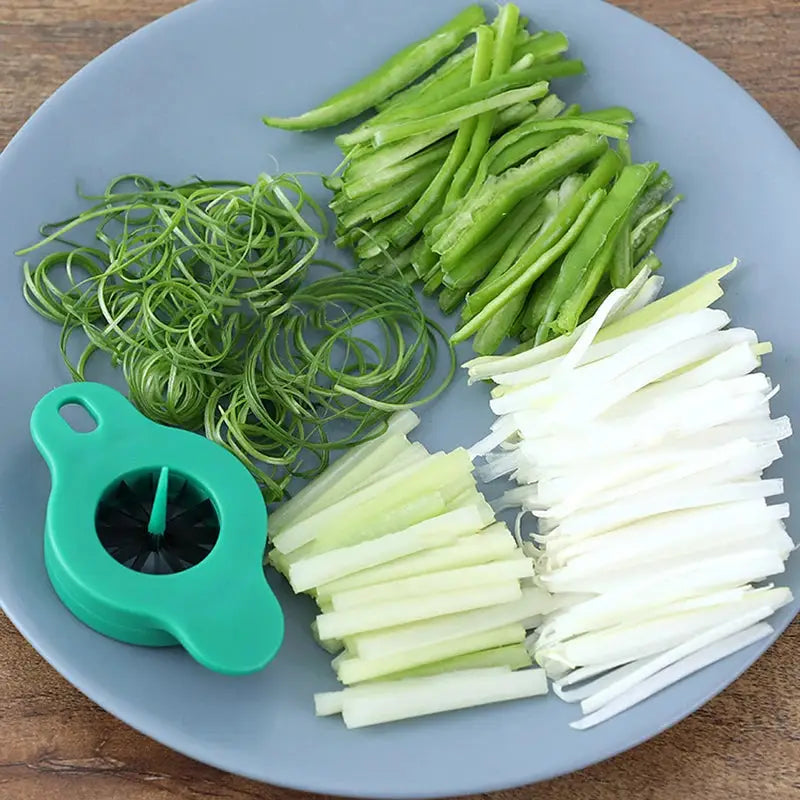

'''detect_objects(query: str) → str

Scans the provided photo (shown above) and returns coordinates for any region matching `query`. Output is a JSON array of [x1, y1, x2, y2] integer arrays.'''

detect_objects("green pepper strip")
[[453, 187, 606, 344], [433, 133, 609, 267], [263, 5, 485, 130], [543, 162, 658, 338], [383, 24, 495, 250], [459, 148, 622, 320]]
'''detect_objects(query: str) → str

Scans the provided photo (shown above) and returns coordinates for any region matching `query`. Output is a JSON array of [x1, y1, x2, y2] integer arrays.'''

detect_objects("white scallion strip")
[[539, 546, 788, 597], [579, 606, 777, 714], [554, 659, 647, 702], [543, 515, 791, 575], [543, 438, 778, 517], [535, 586, 791, 675], [611, 274, 664, 319], [534, 560, 787, 646], [550, 330, 748, 424], [594, 261, 735, 343], [463, 264, 659, 381], [465, 263, 733, 385], [570, 622, 773, 729], [553, 659, 638, 690], [547, 308, 731, 395], [543, 480, 784, 543]]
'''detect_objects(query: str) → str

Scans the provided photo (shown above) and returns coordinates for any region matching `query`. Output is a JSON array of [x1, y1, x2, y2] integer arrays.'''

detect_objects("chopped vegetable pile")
[[469, 260, 794, 728], [264, 3, 680, 355], [267, 410, 553, 727], [20, 174, 453, 499]]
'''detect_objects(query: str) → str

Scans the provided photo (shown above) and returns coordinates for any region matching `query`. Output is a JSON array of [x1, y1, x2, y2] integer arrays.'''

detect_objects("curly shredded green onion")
[[20, 173, 453, 500]]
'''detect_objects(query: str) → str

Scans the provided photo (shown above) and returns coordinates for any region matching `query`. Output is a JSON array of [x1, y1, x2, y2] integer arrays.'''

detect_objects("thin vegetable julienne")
[[443, 191, 545, 289], [263, 5, 485, 130], [373, 45, 477, 118], [353, 216, 400, 259], [576, 277, 613, 325], [631, 196, 683, 259], [493, 101, 538, 132], [608, 146, 637, 288], [365, 58, 585, 146], [462, 148, 622, 319], [338, 56, 582, 149], [438, 285, 469, 314], [488, 106, 635, 175], [371, 81, 551, 147], [508, 311, 526, 340], [530, 94, 568, 120], [356, 86, 551, 241], [514, 29, 569, 62], [342, 141, 451, 201], [472, 289, 528, 355], [410, 237, 438, 279], [442, 99, 582, 218], [541, 162, 657, 339], [446, 2, 521, 201], [338, 162, 442, 228], [383, 24, 496, 251], [472, 114, 627, 192], [632, 209, 675, 263], [345, 130, 455, 183], [520, 264, 560, 341], [609, 213, 634, 288], [422, 268, 445, 296], [371, 24, 529, 119], [485, 104, 582, 175], [369, 28, 566, 133], [351, 89, 546, 249], [445, 192, 551, 293], [632, 170, 674, 222], [453, 187, 607, 345], [489, 116, 628, 171], [360, 246, 414, 276], [433, 133, 609, 267]]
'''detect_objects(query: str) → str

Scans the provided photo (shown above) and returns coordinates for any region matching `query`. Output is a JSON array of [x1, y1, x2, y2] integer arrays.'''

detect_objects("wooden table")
[[1, 1, 798, 798]]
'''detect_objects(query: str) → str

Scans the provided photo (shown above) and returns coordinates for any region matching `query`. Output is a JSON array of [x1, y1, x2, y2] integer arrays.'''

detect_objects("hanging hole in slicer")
[[58, 402, 98, 433]]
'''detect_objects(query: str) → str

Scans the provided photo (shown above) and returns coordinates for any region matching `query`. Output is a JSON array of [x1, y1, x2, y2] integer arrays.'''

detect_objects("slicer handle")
[[166, 569, 285, 675]]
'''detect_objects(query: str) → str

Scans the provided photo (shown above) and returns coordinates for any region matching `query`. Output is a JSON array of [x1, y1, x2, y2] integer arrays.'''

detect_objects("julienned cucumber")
[[266, 410, 552, 728]]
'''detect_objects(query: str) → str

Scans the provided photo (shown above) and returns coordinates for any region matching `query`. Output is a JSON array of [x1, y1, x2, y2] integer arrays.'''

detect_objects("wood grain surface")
[[1, 1, 798, 799]]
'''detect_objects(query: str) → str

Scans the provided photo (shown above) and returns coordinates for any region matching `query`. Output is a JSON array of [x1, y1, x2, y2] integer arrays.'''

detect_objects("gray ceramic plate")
[[0, 0, 798, 796]]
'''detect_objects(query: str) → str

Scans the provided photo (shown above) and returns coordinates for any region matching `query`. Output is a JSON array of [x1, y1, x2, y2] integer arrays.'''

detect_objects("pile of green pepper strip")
[[20, 173, 454, 501], [264, 2, 681, 355]]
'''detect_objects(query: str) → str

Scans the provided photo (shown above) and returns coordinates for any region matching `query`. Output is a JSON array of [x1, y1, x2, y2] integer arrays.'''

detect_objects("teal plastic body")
[[30, 382, 284, 675]]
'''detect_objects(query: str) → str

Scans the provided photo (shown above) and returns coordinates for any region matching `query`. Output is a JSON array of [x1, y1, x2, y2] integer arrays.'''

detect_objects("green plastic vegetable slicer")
[[30, 381, 284, 675]]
